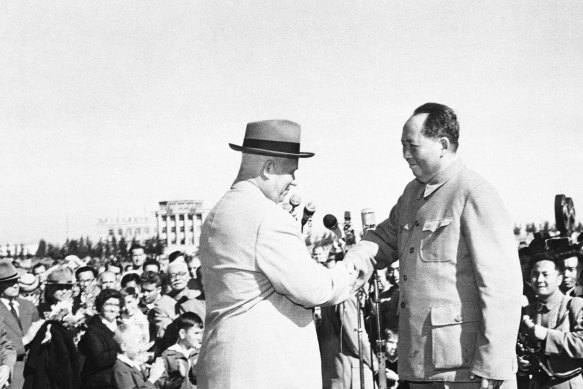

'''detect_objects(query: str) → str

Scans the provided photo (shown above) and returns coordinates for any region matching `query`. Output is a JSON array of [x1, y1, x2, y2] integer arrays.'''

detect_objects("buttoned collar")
[[416, 158, 464, 200], [536, 290, 564, 312], [117, 354, 142, 371]]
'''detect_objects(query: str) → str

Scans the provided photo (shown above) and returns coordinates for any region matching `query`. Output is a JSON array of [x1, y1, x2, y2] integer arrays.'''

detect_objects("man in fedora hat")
[[0, 259, 42, 389], [196, 120, 375, 389]]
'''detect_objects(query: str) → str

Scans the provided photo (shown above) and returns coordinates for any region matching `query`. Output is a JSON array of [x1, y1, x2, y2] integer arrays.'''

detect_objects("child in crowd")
[[158, 312, 204, 389], [113, 323, 165, 389], [120, 286, 150, 343], [384, 328, 408, 389]]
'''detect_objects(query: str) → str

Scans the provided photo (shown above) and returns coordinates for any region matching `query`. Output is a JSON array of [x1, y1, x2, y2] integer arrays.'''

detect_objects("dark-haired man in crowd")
[[129, 244, 147, 275], [557, 249, 582, 298], [345, 103, 523, 388], [520, 251, 583, 388], [73, 265, 99, 314]]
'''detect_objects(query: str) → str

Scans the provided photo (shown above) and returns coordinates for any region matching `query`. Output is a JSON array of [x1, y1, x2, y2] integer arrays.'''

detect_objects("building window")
[[162, 227, 167, 233], [180, 226, 185, 232], [162, 215, 167, 222], [188, 214, 193, 221], [179, 214, 184, 221], [135, 228, 141, 235], [108, 229, 114, 236], [171, 227, 176, 233], [118, 229, 123, 236]]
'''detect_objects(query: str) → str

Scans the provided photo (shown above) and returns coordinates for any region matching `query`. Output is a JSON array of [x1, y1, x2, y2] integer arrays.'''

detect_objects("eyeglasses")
[[169, 271, 188, 280]]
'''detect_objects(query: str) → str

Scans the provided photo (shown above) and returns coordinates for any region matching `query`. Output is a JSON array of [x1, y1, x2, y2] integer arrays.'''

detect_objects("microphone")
[[361, 208, 376, 233], [323, 214, 344, 242], [289, 194, 301, 213], [301, 202, 316, 227]]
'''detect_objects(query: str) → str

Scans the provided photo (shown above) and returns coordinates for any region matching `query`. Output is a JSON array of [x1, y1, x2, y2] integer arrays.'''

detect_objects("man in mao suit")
[[196, 120, 375, 389], [345, 103, 523, 388], [0, 259, 41, 389]]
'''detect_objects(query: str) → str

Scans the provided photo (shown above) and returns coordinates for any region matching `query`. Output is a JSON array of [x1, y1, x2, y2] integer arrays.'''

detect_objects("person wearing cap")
[[344, 103, 522, 389], [18, 273, 41, 307], [0, 259, 42, 389], [196, 120, 374, 388]]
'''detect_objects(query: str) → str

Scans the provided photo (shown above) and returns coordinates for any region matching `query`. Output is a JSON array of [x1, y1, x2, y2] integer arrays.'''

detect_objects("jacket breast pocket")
[[431, 303, 480, 370], [420, 217, 455, 262]]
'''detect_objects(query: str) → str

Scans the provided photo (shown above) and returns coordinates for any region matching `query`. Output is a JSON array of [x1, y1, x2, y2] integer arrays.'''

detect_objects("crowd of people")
[[2, 104, 583, 389], [0, 244, 205, 389]]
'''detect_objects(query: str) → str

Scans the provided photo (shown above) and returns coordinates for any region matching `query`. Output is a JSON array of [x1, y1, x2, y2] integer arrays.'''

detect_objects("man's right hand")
[[0, 365, 10, 388]]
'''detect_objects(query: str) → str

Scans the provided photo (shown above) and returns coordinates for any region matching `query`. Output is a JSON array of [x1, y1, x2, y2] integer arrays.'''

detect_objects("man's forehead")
[[563, 256, 579, 266], [402, 113, 429, 140]]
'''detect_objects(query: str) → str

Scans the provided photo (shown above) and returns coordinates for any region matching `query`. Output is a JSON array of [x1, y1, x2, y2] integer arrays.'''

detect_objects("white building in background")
[[156, 200, 206, 254], [96, 216, 156, 243]]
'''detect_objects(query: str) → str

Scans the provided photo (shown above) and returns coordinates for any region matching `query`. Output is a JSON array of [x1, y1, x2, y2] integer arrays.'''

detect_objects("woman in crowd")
[[78, 288, 122, 389]]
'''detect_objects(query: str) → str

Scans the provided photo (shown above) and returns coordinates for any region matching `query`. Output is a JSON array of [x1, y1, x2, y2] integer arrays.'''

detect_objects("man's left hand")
[[469, 373, 502, 389]]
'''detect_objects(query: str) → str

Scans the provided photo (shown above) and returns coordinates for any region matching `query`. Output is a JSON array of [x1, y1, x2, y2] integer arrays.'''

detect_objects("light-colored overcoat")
[[197, 181, 358, 389]]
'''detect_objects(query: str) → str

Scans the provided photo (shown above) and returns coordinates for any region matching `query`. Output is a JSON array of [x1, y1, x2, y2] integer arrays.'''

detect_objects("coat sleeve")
[[256, 208, 358, 308], [461, 182, 523, 380], [0, 320, 16, 376], [152, 299, 173, 339], [545, 297, 583, 358], [79, 328, 118, 370]]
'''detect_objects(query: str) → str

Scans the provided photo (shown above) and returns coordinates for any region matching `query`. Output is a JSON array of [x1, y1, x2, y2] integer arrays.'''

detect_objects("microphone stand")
[[356, 288, 366, 389], [361, 208, 387, 389]]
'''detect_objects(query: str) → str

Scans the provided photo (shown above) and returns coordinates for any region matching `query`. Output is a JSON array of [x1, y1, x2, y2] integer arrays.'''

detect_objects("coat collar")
[[416, 158, 464, 199]]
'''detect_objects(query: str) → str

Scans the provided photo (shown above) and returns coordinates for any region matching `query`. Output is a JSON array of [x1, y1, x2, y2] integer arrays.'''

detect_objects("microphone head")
[[304, 202, 316, 216], [344, 211, 351, 221], [361, 208, 376, 228], [323, 214, 338, 230], [290, 194, 301, 208]]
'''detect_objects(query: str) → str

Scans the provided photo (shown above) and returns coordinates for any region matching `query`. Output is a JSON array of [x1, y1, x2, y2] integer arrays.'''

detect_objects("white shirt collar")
[[0, 297, 18, 310], [167, 343, 196, 359], [117, 354, 142, 370], [101, 317, 118, 332]]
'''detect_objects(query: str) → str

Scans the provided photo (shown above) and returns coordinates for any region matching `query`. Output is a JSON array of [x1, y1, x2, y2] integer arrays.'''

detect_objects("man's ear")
[[119, 342, 127, 352], [439, 137, 450, 156], [260, 159, 276, 179], [178, 328, 187, 341]]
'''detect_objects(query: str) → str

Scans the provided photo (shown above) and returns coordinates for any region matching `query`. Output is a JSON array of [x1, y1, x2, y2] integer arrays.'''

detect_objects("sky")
[[1, 0, 582, 245]]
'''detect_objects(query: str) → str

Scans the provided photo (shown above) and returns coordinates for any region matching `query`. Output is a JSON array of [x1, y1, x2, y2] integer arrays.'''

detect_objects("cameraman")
[[520, 250, 583, 388]]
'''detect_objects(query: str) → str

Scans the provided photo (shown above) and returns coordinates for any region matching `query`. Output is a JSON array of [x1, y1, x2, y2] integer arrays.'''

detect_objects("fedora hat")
[[0, 258, 20, 283], [229, 120, 315, 158]]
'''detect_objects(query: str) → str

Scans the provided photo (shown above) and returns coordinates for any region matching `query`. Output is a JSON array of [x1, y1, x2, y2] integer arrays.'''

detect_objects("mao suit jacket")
[[347, 159, 523, 383], [0, 298, 40, 357], [197, 181, 359, 389]]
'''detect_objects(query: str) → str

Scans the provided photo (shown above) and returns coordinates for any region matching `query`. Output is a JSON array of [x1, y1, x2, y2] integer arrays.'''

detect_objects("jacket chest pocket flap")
[[431, 303, 480, 370], [420, 217, 454, 262]]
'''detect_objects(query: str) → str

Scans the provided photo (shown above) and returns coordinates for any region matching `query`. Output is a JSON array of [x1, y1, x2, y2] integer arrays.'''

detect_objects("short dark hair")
[[75, 265, 97, 280], [142, 258, 160, 272], [528, 251, 566, 276], [140, 271, 162, 287], [168, 251, 184, 263], [121, 286, 139, 299], [413, 103, 459, 151], [32, 263, 47, 273], [94, 288, 122, 313], [129, 244, 145, 254], [120, 272, 141, 288], [175, 311, 203, 331]]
